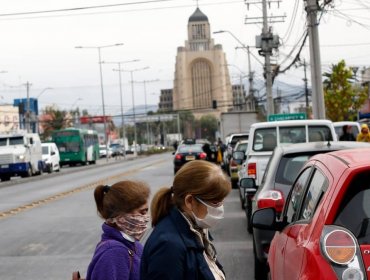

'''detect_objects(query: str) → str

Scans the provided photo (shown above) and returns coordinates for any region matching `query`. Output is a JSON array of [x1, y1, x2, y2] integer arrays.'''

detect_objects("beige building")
[[172, 7, 233, 119], [0, 105, 19, 133]]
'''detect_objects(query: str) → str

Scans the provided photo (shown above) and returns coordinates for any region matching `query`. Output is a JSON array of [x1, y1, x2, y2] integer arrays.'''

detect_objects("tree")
[[323, 60, 368, 121], [199, 114, 218, 142], [39, 105, 72, 140]]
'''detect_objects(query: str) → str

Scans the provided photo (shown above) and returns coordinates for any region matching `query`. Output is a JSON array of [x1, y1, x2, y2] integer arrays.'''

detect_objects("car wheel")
[[254, 242, 268, 280], [0, 176, 10, 181]]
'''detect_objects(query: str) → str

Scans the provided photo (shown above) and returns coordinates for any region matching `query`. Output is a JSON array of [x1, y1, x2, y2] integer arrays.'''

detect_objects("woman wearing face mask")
[[86, 180, 150, 280], [141, 160, 231, 280]]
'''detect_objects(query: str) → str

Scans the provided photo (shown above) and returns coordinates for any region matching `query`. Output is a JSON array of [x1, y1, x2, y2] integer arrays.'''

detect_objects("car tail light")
[[199, 152, 207, 159], [323, 229, 356, 265], [257, 190, 284, 213], [230, 159, 238, 167], [248, 162, 256, 178], [175, 154, 182, 160], [342, 268, 364, 280]]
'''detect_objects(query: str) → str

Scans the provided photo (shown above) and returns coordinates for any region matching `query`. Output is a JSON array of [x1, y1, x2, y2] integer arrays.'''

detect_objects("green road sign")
[[268, 113, 307, 122]]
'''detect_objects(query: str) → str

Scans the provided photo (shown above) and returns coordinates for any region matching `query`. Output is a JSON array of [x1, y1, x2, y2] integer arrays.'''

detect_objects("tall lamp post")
[[75, 43, 123, 161], [135, 79, 159, 145], [122, 67, 149, 157], [214, 30, 262, 111], [103, 59, 140, 158]]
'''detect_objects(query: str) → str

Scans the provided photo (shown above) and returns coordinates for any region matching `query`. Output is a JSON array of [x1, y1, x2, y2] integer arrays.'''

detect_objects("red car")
[[252, 147, 370, 280]]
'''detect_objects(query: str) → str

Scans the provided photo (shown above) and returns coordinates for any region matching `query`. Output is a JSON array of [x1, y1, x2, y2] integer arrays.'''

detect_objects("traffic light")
[[212, 100, 217, 109]]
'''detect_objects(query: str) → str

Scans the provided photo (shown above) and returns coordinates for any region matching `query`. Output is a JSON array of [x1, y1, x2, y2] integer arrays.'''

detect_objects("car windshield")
[[178, 144, 203, 153], [9, 137, 24, 146], [235, 142, 248, 152], [42, 146, 49, 155]]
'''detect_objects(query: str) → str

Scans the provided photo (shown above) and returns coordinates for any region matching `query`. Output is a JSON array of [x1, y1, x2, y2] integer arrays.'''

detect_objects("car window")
[[285, 167, 312, 224], [260, 149, 274, 186], [299, 169, 327, 221], [178, 144, 203, 153], [276, 155, 309, 185], [253, 128, 276, 151], [308, 126, 333, 141], [334, 172, 370, 245], [235, 143, 248, 152], [279, 126, 306, 144]]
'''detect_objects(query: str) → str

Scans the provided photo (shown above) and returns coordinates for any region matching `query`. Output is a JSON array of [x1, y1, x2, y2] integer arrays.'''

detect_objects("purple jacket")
[[86, 223, 143, 280]]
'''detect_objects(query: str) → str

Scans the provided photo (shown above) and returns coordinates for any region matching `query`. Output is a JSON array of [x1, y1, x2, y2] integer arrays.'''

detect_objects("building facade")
[[158, 89, 173, 112], [172, 7, 233, 119]]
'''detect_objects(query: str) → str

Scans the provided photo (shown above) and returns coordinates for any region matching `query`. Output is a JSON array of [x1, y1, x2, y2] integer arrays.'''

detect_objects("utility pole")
[[262, 0, 274, 115], [303, 59, 310, 117], [305, 0, 326, 119], [24, 81, 32, 133], [245, 0, 284, 116], [247, 46, 255, 111]]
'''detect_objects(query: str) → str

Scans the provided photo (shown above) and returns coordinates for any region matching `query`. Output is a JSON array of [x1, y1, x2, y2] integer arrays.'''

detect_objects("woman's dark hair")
[[94, 180, 150, 219], [150, 160, 231, 226]]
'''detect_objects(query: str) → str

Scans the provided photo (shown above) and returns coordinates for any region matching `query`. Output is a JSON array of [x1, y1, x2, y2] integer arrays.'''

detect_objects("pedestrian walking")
[[357, 124, 370, 142], [141, 160, 231, 280], [86, 180, 150, 280]]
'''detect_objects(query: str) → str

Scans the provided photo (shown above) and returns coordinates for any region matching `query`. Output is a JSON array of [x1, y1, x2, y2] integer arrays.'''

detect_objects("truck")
[[219, 112, 258, 141], [0, 131, 44, 181]]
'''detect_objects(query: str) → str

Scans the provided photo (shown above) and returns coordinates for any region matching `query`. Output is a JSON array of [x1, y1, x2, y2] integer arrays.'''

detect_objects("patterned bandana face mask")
[[110, 213, 150, 240]]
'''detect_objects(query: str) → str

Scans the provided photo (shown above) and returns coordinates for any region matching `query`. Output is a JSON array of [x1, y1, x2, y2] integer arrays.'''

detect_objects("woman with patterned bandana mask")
[[87, 180, 150, 280], [141, 160, 231, 280]]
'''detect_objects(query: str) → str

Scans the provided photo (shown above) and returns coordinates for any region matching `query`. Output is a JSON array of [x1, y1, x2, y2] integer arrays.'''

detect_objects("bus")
[[51, 128, 99, 166]]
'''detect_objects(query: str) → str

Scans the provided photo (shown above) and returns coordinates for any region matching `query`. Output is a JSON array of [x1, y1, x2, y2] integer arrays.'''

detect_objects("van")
[[41, 143, 61, 173], [240, 119, 337, 187]]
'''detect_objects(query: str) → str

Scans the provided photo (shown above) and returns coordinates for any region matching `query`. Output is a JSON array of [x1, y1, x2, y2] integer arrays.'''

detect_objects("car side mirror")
[[172, 151, 175, 155], [239, 177, 257, 195], [252, 208, 277, 230]]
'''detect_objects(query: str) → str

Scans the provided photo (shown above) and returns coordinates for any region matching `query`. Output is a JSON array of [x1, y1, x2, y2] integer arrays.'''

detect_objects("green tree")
[[199, 114, 218, 142], [40, 105, 72, 140], [323, 60, 368, 121]]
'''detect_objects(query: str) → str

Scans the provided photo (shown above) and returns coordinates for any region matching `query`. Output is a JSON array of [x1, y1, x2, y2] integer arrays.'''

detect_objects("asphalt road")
[[0, 152, 254, 280]]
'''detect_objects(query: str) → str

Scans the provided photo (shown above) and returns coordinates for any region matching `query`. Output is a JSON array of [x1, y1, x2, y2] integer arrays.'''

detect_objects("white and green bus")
[[52, 128, 99, 166]]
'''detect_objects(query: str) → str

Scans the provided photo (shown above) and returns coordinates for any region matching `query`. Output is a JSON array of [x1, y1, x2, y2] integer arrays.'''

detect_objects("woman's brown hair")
[[94, 180, 150, 219], [151, 160, 231, 226]]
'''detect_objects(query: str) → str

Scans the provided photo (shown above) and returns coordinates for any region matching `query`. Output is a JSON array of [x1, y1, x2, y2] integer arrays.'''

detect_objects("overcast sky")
[[0, 0, 369, 116]]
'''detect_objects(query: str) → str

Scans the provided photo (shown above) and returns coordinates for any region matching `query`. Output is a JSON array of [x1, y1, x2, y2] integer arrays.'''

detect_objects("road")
[[0, 153, 254, 280]]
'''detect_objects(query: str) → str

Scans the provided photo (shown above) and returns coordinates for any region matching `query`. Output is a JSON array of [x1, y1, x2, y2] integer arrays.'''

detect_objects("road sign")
[[268, 113, 307, 122]]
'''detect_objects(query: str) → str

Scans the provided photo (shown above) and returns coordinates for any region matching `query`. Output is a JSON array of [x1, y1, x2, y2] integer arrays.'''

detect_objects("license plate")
[[1, 165, 9, 168], [185, 155, 195, 161]]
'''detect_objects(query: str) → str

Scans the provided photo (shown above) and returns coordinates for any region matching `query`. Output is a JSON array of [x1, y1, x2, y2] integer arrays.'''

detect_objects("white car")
[[41, 142, 61, 173], [99, 145, 112, 158]]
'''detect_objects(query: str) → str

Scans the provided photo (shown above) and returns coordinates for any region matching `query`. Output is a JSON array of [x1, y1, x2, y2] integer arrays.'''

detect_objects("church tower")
[[172, 7, 233, 119]]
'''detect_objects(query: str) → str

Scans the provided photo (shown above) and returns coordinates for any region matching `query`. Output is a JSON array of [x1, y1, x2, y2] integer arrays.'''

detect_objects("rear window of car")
[[230, 135, 249, 147], [276, 155, 310, 185], [178, 144, 203, 153], [334, 171, 370, 245], [235, 142, 248, 152], [253, 125, 334, 151]]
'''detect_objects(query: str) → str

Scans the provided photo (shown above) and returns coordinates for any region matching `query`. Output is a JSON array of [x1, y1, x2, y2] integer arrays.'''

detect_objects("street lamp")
[[214, 30, 259, 110], [71, 98, 83, 127], [75, 43, 123, 161], [135, 79, 159, 145], [122, 66, 149, 157], [103, 59, 140, 158], [36, 87, 53, 99]]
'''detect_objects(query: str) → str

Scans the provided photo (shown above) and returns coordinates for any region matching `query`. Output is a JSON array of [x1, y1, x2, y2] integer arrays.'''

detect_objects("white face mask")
[[192, 197, 224, 229]]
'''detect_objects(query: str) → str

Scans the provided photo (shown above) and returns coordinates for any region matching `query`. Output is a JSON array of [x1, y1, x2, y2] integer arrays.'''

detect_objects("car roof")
[[319, 147, 370, 168], [275, 141, 370, 155], [251, 119, 333, 128]]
